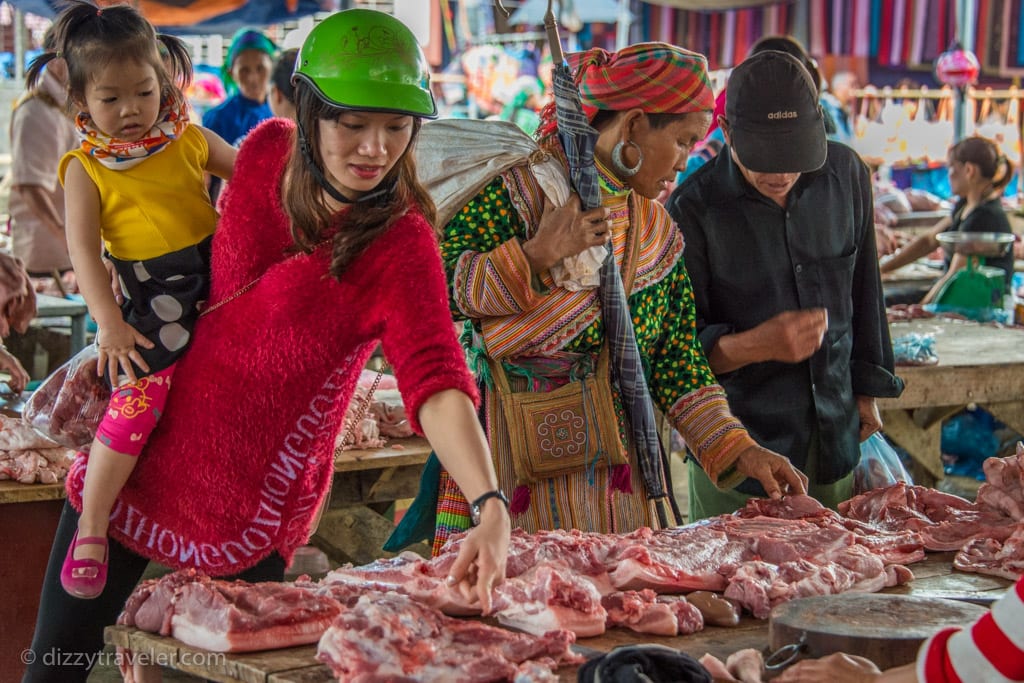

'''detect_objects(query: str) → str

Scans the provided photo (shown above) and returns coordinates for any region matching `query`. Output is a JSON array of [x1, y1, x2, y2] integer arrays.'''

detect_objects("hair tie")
[[96, 8, 102, 16]]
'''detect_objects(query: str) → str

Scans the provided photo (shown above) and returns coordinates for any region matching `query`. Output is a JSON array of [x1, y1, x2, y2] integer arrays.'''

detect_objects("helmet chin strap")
[[296, 121, 394, 205]]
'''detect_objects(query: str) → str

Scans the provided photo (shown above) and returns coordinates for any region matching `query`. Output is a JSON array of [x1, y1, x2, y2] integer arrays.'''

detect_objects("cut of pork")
[[975, 447, 1024, 521], [169, 579, 342, 652], [118, 569, 209, 635], [321, 553, 479, 616], [599, 590, 704, 636], [316, 591, 583, 683], [839, 482, 1013, 551], [491, 562, 608, 637], [953, 522, 1024, 581], [736, 495, 926, 564], [605, 525, 742, 593]]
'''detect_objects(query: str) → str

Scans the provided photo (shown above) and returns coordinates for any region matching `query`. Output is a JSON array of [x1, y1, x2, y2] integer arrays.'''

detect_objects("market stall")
[[851, 84, 1023, 198], [101, 552, 1010, 682], [879, 317, 1024, 485]]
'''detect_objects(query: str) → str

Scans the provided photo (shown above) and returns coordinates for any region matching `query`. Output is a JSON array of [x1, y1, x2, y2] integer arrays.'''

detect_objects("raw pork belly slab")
[[954, 522, 1024, 581], [169, 579, 342, 652], [118, 569, 209, 634], [322, 552, 482, 616], [491, 562, 609, 637], [605, 525, 742, 593], [120, 570, 342, 653], [975, 446, 1024, 521], [600, 590, 705, 636], [316, 591, 583, 683], [735, 495, 926, 564], [839, 482, 1016, 551]]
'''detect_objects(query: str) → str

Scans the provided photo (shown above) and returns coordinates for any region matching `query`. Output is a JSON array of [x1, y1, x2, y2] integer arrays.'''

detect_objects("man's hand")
[[758, 308, 829, 363], [774, 652, 884, 682], [733, 445, 808, 499], [856, 395, 882, 442], [710, 308, 829, 374]]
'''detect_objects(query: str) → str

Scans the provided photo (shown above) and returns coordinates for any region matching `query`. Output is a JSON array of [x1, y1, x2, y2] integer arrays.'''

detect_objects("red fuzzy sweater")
[[66, 119, 478, 575]]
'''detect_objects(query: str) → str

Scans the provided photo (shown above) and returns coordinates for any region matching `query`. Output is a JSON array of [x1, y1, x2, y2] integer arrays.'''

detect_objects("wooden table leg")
[[984, 401, 1024, 438]]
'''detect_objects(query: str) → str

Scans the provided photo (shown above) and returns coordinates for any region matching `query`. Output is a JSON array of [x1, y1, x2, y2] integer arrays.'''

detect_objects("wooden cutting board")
[[769, 594, 988, 670]]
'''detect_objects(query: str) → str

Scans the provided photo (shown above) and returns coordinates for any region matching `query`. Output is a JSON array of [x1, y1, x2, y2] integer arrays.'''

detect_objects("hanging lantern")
[[935, 42, 980, 87]]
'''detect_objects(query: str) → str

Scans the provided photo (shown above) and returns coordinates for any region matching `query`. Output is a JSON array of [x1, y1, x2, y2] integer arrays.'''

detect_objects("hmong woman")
[[416, 42, 808, 552]]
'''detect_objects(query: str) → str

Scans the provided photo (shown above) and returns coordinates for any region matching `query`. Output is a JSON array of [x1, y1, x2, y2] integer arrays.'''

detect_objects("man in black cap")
[[666, 50, 904, 520]]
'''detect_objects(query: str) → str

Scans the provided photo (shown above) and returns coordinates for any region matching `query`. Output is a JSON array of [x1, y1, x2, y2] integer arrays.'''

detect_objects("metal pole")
[[953, 86, 967, 145], [13, 8, 24, 81], [952, 0, 977, 143], [615, 0, 631, 51]]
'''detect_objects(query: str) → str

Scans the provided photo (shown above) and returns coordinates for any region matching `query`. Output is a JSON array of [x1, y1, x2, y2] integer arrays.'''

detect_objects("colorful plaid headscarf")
[[537, 43, 714, 142]]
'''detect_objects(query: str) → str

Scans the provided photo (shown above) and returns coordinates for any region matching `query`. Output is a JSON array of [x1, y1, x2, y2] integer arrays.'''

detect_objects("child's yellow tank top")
[[59, 124, 218, 261]]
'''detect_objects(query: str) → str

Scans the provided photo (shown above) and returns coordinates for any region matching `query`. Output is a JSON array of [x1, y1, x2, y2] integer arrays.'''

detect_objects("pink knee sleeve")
[[95, 364, 175, 456]]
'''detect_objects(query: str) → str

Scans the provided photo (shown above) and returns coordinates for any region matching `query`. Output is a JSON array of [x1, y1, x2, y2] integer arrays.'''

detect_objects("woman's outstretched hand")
[[444, 501, 510, 614]]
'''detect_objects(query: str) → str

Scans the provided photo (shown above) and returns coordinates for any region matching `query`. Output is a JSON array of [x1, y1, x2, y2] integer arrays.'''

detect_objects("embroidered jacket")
[[442, 158, 755, 486]]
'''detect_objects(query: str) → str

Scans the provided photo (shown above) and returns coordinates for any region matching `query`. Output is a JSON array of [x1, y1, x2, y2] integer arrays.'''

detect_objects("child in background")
[[26, 0, 236, 599], [202, 27, 275, 205], [268, 48, 299, 121]]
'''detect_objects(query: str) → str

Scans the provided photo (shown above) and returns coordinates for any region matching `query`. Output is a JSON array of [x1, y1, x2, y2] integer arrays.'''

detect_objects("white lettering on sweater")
[[107, 357, 362, 570]]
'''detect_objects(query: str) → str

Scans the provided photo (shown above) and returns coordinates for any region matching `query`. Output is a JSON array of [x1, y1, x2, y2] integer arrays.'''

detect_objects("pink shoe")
[[60, 530, 108, 599]]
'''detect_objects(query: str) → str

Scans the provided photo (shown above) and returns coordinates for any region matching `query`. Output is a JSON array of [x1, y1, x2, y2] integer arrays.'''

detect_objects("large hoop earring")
[[611, 140, 643, 177]]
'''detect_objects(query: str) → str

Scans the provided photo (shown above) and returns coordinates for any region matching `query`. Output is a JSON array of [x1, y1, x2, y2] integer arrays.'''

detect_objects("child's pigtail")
[[25, 51, 58, 91], [157, 34, 194, 92]]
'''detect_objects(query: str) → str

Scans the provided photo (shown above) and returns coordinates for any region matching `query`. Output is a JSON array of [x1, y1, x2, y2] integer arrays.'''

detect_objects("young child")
[[25, 0, 236, 599]]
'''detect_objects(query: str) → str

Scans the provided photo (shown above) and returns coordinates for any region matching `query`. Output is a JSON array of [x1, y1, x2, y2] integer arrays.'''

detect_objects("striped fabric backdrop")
[[635, 0, 1024, 74]]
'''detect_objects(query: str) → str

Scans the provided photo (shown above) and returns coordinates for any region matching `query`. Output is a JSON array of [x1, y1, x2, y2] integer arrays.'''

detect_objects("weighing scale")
[[930, 231, 1015, 319]]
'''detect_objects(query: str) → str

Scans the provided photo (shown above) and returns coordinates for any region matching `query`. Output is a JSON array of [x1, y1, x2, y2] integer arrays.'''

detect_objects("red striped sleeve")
[[919, 577, 1024, 683], [972, 610, 1024, 679], [918, 628, 962, 683]]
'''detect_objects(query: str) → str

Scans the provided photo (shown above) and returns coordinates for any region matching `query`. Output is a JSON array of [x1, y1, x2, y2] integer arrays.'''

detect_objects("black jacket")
[[667, 141, 904, 494]]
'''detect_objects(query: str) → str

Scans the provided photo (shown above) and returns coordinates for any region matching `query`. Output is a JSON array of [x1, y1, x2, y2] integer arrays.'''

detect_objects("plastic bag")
[[22, 345, 110, 449], [854, 432, 913, 494], [892, 333, 939, 366]]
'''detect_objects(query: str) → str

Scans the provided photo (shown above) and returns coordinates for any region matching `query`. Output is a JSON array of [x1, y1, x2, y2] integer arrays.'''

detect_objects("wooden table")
[[103, 552, 1011, 682], [316, 437, 432, 565], [881, 260, 943, 306], [879, 317, 1024, 485], [0, 481, 66, 679], [893, 210, 947, 231], [34, 293, 90, 355]]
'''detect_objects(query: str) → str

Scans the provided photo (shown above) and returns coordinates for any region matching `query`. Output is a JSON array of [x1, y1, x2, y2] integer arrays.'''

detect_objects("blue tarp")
[[5, 1, 327, 34]]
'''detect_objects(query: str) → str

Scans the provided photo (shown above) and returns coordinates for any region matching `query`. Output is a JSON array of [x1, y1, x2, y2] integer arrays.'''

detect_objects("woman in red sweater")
[[24, 9, 510, 682]]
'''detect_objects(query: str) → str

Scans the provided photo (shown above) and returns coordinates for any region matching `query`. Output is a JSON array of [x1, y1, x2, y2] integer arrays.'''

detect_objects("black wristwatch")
[[469, 489, 509, 526]]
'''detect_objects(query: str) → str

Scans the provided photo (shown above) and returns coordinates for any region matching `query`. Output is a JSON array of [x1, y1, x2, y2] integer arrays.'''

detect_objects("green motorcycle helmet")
[[292, 9, 437, 118]]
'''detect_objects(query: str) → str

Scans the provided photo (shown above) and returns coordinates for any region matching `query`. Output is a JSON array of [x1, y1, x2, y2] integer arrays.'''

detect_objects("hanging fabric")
[[909, 0, 926, 65], [877, 0, 893, 65], [809, 0, 827, 58], [854, 0, 871, 57]]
